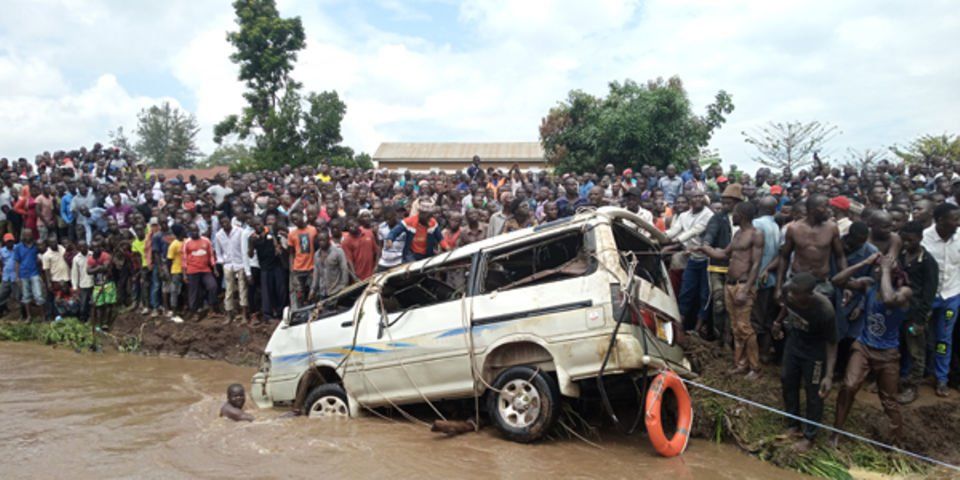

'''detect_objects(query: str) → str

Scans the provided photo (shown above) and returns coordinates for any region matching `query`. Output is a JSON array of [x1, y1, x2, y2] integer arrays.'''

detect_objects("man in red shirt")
[[182, 224, 219, 319], [286, 212, 317, 307], [341, 217, 378, 280]]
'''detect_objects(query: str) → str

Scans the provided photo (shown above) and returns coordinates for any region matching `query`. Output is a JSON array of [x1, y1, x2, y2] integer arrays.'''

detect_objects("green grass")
[[0, 318, 99, 351]]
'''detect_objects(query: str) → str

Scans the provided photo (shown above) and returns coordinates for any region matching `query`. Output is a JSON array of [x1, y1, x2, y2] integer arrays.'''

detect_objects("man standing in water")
[[696, 201, 765, 378], [777, 194, 847, 300], [220, 383, 254, 422]]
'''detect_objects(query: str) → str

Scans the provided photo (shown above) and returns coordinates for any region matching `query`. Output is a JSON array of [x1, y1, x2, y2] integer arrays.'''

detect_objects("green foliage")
[[1, 319, 97, 351], [890, 133, 960, 165], [539, 76, 734, 174], [108, 126, 134, 153], [197, 142, 254, 170], [135, 102, 202, 168], [742, 121, 840, 172], [216, 0, 352, 171]]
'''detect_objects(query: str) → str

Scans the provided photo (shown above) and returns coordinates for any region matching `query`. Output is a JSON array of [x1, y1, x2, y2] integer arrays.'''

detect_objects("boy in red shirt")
[[341, 218, 378, 280]]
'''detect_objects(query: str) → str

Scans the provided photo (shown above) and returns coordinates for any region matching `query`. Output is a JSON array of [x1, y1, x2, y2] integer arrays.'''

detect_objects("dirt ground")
[[110, 311, 273, 366]]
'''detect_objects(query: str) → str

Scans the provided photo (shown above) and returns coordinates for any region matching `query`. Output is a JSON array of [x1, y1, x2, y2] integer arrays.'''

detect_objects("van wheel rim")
[[497, 379, 542, 428], [309, 396, 348, 418]]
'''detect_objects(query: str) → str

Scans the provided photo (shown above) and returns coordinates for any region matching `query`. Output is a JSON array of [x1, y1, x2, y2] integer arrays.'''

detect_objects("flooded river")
[[0, 342, 802, 479]]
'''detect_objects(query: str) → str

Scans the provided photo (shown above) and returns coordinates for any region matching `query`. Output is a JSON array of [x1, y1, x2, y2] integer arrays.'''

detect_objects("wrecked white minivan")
[[251, 207, 693, 442]]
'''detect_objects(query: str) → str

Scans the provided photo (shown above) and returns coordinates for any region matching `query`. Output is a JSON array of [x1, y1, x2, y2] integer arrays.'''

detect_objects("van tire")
[[304, 384, 350, 418], [487, 366, 559, 443]]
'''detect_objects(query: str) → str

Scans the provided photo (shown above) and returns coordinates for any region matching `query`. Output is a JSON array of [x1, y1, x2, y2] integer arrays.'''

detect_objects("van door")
[[350, 258, 476, 405]]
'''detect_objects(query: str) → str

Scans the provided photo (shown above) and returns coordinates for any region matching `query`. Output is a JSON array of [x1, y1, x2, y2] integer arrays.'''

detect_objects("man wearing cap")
[[829, 196, 853, 236], [0, 233, 17, 316], [702, 184, 744, 343], [623, 187, 654, 225]]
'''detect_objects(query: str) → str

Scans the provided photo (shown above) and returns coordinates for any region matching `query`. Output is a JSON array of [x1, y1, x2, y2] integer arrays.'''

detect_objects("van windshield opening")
[[379, 261, 471, 314], [612, 221, 668, 291], [482, 230, 594, 293], [295, 282, 369, 326]]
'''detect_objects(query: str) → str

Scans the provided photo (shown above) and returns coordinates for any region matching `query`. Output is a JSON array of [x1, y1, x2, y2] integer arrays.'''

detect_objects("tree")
[[108, 126, 133, 153], [539, 76, 734, 174], [302, 91, 346, 162], [135, 102, 202, 168], [844, 147, 887, 172], [215, 0, 353, 171], [198, 143, 254, 169], [890, 133, 960, 166], [741, 121, 840, 173]]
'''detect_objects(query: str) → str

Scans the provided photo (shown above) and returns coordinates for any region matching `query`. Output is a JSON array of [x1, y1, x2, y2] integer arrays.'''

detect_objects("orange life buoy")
[[645, 370, 693, 457]]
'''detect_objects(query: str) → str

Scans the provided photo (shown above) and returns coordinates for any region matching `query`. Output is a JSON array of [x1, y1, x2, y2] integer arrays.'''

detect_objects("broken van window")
[[299, 282, 369, 325], [612, 221, 668, 291], [481, 230, 594, 293], [379, 261, 471, 314]]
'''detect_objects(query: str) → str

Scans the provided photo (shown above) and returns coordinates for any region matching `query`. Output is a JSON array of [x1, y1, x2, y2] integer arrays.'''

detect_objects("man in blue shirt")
[[14, 228, 44, 321], [60, 182, 76, 241], [830, 252, 911, 446], [751, 196, 783, 363], [0, 233, 17, 316]]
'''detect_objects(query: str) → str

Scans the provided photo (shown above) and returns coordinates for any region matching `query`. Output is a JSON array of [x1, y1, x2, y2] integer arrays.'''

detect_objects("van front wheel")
[[304, 384, 350, 418], [487, 366, 559, 443]]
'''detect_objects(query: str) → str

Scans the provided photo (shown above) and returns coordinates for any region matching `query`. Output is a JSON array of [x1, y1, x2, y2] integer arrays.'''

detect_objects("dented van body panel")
[[251, 207, 692, 412]]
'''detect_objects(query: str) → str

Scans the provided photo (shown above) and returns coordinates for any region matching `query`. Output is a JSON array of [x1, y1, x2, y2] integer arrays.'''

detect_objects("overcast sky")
[[1, 0, 958, 171]]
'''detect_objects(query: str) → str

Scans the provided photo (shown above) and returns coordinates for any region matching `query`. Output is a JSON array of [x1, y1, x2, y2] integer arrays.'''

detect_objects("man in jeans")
[[922, 202, 960, 397], [286, 212, 316, 308], [215, 213, 247, 324], [772, 272, 837, 452], [0, 233, 18, 316], [665, 190, 713, 333], [752, 196, 783, 363], [182, 224, 218, 320], [831, 253, 911, 446], [14, 228, 44, 322]]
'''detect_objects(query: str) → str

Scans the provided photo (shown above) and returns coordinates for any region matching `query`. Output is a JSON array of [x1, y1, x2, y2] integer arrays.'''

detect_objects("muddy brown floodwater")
[[0, 342, 805, 480]]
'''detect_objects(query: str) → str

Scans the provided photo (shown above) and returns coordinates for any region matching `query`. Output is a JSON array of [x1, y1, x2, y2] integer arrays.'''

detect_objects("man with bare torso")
[[697, 201, 765, 378], [867, 210, 902, 258], [777, 194, 847, 300]]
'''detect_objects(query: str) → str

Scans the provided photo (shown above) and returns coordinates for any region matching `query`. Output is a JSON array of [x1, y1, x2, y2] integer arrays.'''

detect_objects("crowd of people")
[[1, 144, 959, 450]]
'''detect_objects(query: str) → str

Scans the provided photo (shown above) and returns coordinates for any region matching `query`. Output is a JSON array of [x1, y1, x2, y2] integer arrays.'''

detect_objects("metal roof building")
[[373, 142, 547, 172]]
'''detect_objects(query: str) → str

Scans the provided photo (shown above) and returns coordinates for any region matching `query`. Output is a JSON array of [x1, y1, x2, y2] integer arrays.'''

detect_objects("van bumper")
[[559, 332, 695, 386]]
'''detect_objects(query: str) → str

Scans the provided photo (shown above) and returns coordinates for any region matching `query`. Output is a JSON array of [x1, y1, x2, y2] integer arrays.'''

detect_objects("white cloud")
[[1, 0, 958, 173]]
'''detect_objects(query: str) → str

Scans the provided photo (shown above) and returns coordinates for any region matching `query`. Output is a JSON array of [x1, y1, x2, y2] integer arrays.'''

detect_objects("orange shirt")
[[182, 237, 215, 274], [287, 226, 318, 272]]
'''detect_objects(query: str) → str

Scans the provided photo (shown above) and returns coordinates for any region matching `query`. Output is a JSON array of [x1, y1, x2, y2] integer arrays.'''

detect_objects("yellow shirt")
[[167, 239, 183, 274]]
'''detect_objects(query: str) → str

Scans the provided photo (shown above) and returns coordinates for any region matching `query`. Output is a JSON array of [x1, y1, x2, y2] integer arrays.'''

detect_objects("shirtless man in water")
[[220, 384, 254, 422], [697, 201, 765, 378], [777, 194, 847, 300]]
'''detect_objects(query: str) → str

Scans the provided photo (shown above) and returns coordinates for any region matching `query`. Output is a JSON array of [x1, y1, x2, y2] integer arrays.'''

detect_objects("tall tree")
[[302, 90, 346, 162], [844, 147, 887, 172], [108, 126, 134, 153], [539, 77, 734, 174], [890, 133, 960, 166], [135, 102, 202, 168], [741, 121, 840, 173]]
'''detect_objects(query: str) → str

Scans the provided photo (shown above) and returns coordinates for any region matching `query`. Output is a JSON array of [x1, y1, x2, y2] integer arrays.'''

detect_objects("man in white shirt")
[[665, 190, 714, 333], [922, 203, 960, 397], [240, 214, 260, 316], [215, 213, 247, 324], [71, 240, 94, 322]]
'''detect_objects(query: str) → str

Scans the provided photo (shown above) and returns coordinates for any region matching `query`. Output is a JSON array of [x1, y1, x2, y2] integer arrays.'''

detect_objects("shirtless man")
[[220, 383, 254, 422], [777, 194, 847, 300], [697, 201, 765, 378], [867, 210, 902, 258]]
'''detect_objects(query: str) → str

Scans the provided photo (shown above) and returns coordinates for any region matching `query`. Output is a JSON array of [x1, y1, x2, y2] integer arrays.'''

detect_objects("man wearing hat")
[[623, 187, 654, 225], [829, 196, 853, 236], [701, 183, 745, 343]]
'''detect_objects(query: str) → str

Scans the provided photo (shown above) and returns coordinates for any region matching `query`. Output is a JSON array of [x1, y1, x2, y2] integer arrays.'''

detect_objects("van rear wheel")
[[304, 384, 350, 418], [487, 366, 559, 443]]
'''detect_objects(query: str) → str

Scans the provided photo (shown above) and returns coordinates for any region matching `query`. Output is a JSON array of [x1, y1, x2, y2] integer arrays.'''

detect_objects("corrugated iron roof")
[[374, 142, 544, 163]]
